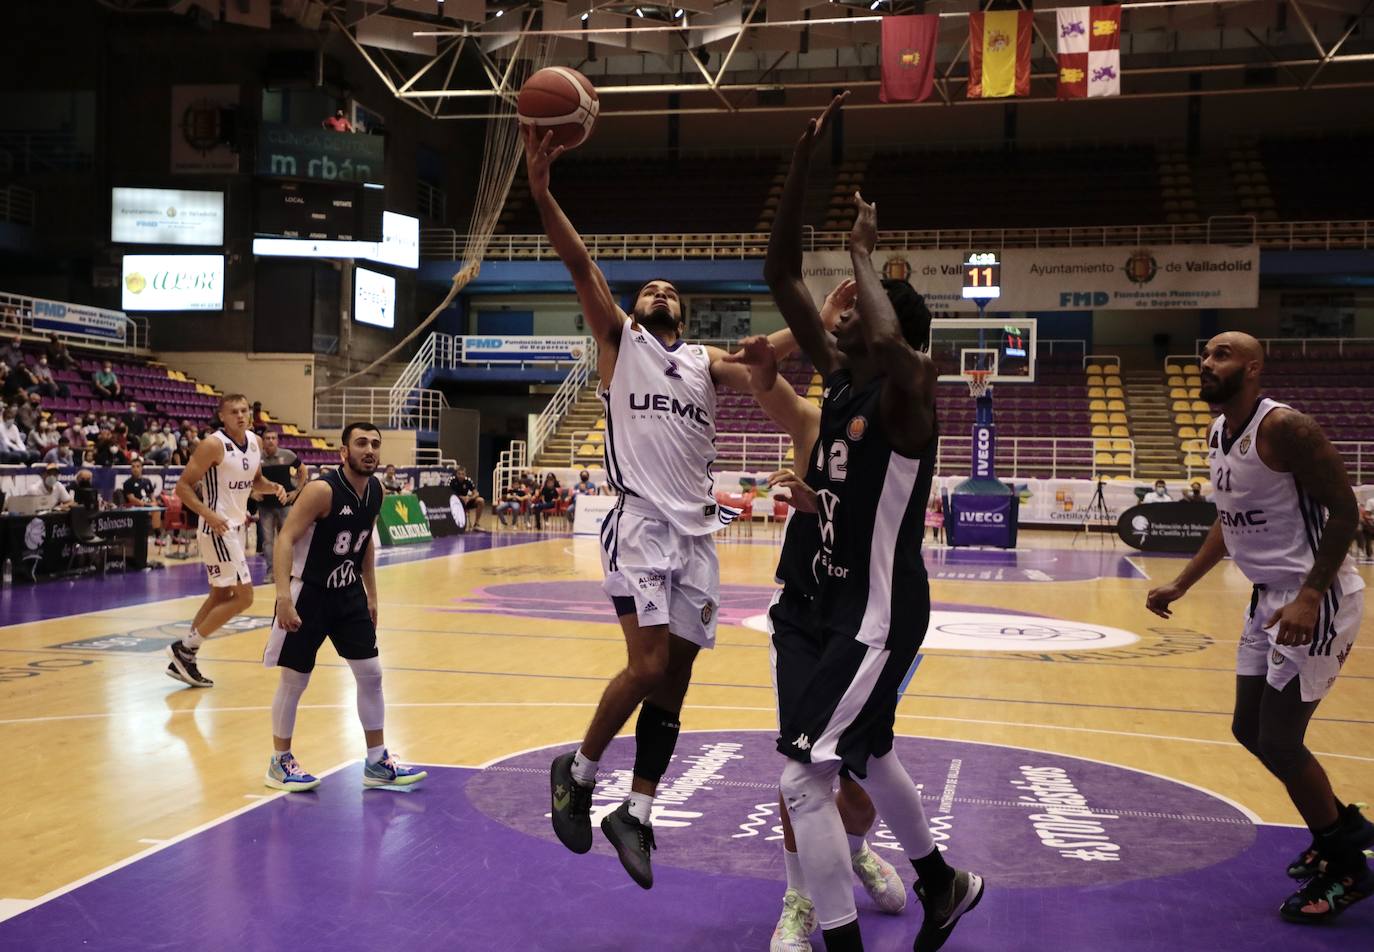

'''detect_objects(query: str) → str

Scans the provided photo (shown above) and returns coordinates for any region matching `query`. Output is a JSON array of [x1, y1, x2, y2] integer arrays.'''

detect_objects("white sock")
[[182, 628, 205, 649], [571, 748, 599, 787], [626, 791, 654, 825], [784, 847, 808, 895], [847, 833, 867, 857], [366, 744, 386, 764]]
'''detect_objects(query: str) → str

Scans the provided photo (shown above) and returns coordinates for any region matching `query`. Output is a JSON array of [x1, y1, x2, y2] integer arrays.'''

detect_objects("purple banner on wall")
[[971, 422, 996, 479], [949, 491, 1018, 547]]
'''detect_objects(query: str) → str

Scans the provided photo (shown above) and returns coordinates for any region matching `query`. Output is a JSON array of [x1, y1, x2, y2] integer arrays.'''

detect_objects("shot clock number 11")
[[961, 251, 1001, 302]]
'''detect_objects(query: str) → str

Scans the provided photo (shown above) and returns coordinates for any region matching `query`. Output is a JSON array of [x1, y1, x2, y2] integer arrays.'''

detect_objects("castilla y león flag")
[[1057, 6, 1122, 99], [880, 15, 939, 103], [968, 10, 1032, 99]]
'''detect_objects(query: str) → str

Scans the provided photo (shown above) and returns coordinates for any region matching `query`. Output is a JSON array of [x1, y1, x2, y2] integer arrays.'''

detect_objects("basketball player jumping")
[[262, 422, 426, 793], [732, 279, 915, 951], [1147, 332, 1371, 923], [763, 93, 983, 952], [524, 124, 804, 888], [166, 394, 285, 688]]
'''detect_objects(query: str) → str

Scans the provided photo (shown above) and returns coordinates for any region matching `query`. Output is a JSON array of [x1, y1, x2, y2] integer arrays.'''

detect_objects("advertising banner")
[[170, 84, 240, 174], [572, 495, 617, 536], [948, 491, 1018, 547], [122, 254, 224, 311], [972, 423, 996, 479], [112, 187, 224, 246], [417, 485, 464, 537], [1117, 501, 1218, 553], [377, 493, 432, 545], [257, 123, 385, 184], [460, 336, 591, 363], [803, 245, 1260, 312], [354, 267, 396, 329], [30, 297, 127, 342]]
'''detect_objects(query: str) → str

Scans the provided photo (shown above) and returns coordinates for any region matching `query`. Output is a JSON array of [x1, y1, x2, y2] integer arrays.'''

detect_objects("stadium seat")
[[1110, 425, 1130, 438], [1108, 412, 1127, 425]]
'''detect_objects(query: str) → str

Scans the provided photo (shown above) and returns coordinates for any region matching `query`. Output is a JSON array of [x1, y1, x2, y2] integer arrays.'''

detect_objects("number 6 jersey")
[[291, 468, 383, 589]]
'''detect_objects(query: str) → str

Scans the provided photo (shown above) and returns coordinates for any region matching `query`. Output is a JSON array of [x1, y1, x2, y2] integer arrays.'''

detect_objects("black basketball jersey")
[[805, 368, 938, 649], [292, 468, 383, 589], [774, 510, 821, 599]]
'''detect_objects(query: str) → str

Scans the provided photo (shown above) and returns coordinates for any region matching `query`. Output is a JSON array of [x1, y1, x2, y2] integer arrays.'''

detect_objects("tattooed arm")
[[1258, 408, 1360, 645]]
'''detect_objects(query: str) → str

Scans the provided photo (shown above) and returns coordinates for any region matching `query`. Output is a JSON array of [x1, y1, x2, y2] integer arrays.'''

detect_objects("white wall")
[[159, 352, 317, 429]]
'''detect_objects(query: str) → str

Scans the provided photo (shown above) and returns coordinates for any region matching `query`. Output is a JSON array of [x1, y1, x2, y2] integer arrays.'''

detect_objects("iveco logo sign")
[[959, 511, 1005, 524]]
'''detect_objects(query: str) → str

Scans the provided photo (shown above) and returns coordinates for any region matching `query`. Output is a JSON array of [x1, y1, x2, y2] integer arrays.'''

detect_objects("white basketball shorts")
[[599, 497, 720, 649], [1237, 582, 1362, 702], [197, 526, 252, 588]]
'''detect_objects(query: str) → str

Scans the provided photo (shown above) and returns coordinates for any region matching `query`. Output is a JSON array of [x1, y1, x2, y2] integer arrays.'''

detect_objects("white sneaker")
[[770, 888, 817, 952], [853, 842, 907, 914]]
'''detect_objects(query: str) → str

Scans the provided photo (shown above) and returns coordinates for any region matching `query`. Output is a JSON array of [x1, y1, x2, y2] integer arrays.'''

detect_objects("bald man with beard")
[[1147, 332, 1371, 923]]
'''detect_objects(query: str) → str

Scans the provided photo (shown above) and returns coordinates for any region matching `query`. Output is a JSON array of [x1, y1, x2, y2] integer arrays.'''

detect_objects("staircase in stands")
[[1124, 371, 1186, 479], [531, 383, 603, 470]]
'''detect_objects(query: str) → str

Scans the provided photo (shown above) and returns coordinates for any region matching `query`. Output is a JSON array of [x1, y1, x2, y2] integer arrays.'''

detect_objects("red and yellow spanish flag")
[[968, 10, 1033, 99]]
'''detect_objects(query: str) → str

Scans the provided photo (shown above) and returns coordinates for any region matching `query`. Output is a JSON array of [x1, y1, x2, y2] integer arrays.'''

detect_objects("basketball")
[[518, 66, 599, 150]]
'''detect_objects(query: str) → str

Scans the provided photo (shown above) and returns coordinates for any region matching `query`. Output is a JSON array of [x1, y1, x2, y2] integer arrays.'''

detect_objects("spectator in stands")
[[94, 429, 126, 467], [140, 421, 172, 464], [0, 405, 33, 463], [494, 476, 528, 528], [251, 400, 269, 427], [1144, 480, 1172, 504], [80, 412, 100, 442], [27, 418, 58, 459], [926, 493, 945, 544], [30, 356, 65, 398], [111, 421, 132, 456], [1357, 499, 1374, 562], [0, 306, 19, 331], [16, 392, 42, 433], [30, 463, 74, 510], [532, 473, 561, 530], [0, 364, 16, 402], [322, 108, 354, 133], [45, 334, 75, 371], [170, 437, 192, 466], [122, 458, 157, 508], [43, 436, 74, 468], [7, 356, 37, 396], [1182, 481, 1207, 503], [1, 335, 24, 371], [63, 418, 88, 453], [567, 469, 598, 516], [450, 464, 485, 531], [92, 360, 122, 399], [121, 401, 145, 439], [257, 429, 304, 583], [380, 464, 408, 494], [81, 446, 96, 467]]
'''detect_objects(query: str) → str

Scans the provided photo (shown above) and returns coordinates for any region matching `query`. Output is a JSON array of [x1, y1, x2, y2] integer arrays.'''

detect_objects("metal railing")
[[491, 440, 529, 509], [421, 219, 1374, 261], [936, 436, 1132, 479], [314, 386, 447, 432], [0, 185, 35, 226], [529, 340, 599, 462], [1190, 337, 1374, 357], [0, 290, 149, 353], [413, 447, 456, 468], [1084, 353, 1122, 372]]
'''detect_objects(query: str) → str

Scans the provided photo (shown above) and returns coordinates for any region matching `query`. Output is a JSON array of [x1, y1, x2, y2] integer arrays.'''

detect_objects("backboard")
[[929, 318, 1037, 384]]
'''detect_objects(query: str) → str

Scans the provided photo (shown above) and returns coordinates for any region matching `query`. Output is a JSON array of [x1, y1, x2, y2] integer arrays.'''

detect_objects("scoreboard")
[[961, 251, 1001, 301], [256, 181, 384, 242]]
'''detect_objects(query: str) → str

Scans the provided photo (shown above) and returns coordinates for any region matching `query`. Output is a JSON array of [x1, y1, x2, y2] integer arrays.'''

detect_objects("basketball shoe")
[[601, 801, 656, 889], [549, 752, 594, 853], [166, 641, 213, 687], [770, 889, 817, 952], [853, 842, 907, 913], [913, 868, 984, 952], [363, 751, 428, 789], [1280, 861, 1374, 923], [265, 752, 321, 793], [1287, 802, 1374, 879]]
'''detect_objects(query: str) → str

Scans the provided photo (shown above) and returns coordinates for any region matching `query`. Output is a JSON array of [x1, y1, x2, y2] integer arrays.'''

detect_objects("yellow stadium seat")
[[578, 443, 596, 456], [1092, 425, 1110, 438], [1107, 399, 1126, 412], [586, 431, 604, 444], [1178, 426, 1197, 439], [1184, 365, 1201, 376], [1105, 375, 1122, 387], [1113, 452, 1133, 466], [1172, 400, 1191, 412], [1112, 439, 1132, 451], [1086, 363, 1104, 375], [1091, 412, 1109, 424], [1109, 412, 1127, 425], [1110, 425, 1130, 438], [1167, 376, 1186, 388], [1174, 413, 1193, 426], [1165, 363, 1182, 375], [1088, 387, 1106, 399], [311, 438, 328, 449], [1185, 454, 1206, 468], [1191, 400, 1209, 412], [1095, 439, 1113, 451], [1192, 412, 1211, 425], [784, 448, 795, 462], [1169, 387, 1188, 399], [594, 418, 606, 430], [1187, 388, 1201, 399], [1106, 387, 1124, 399], [1089, 399, 1107, 411], [1095, 451, 1114, 465], [806, 385, 822, 398]]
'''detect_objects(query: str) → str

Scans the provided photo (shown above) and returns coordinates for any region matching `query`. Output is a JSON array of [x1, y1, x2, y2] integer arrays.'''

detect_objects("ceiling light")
[[495, 7, 503, 15], [635, 7, 644, 16], [674, 8, 683, 16], [581, 11, 589, 19], [870, 0, 881, 8]]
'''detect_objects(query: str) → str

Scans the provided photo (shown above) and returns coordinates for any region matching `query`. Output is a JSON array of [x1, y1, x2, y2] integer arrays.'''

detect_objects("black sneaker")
[[601, 801, 656, 889], [166, 642, 213, 688], [1280, 862, 1374, 923], [549, 752, 593, 854], [1287, 803, 1374, 879], [914, 869, 984, 952]]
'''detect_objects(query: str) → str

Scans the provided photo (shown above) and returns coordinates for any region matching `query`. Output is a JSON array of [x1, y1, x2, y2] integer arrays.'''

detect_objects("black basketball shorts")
[[262, 580, 378, 674]]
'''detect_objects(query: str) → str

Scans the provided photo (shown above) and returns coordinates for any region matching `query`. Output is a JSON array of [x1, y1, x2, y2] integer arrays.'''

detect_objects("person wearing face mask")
[[29, 464, 74, 511], [141, 421, 172, 465], [27, 418, 59, 458], [81, 413, 100, 442], [0, 405, 34, 463], [171, 437, 192, 466], [42, 436, 74, 467]]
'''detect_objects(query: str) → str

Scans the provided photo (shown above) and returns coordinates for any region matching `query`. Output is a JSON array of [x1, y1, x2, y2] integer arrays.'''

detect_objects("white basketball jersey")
[[200, 429, 262, 531], [1207, 398, 1363, 594], [599, 319, 728, 536]]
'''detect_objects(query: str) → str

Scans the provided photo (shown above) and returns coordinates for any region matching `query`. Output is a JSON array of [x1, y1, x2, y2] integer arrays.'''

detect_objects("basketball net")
[[964, 369, 993, 400], [318, 25, 555, 396]]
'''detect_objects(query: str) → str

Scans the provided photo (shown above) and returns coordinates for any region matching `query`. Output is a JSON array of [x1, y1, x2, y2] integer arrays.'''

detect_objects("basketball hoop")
[[964, 369, 993, 399]]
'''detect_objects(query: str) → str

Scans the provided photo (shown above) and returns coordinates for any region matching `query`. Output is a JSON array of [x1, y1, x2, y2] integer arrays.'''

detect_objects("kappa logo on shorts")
[[791, 733, 812, 751], [1272, 648, 1285, 666], [701, 603, 714, 625]]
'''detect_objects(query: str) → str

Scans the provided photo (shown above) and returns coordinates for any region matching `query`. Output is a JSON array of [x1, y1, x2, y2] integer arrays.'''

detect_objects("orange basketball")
[[518, 67, 599, 150]]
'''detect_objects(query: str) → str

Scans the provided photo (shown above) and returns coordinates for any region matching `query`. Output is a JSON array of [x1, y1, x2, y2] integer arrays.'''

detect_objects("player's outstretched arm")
[[1146, 519, 1227, 618], [848, 192, 936, 456], [722, 335, 822, 465], [523, 125, 624, 353], [764, 93, 847, 377], [175, 438, 227, 533], [272, 480, 332, 630]]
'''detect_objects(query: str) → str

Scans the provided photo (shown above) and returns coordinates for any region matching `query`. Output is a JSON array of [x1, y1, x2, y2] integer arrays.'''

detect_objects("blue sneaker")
[[363, 751, 428, 789], [265, 752, 321, 793]]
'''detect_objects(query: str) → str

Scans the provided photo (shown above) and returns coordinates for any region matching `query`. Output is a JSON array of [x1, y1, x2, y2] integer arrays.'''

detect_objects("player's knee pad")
[[780, 760, 837, 819], [1256, 734, 1312, 783], [632, 701, 681, 783], [347, 656, 383, 684]]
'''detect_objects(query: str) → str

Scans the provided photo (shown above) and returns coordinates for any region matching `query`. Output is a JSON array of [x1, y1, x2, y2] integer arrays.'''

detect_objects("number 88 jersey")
[[292, 468, 383, 589]]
